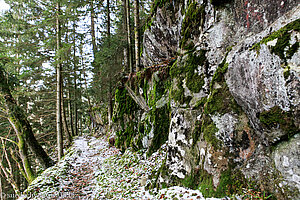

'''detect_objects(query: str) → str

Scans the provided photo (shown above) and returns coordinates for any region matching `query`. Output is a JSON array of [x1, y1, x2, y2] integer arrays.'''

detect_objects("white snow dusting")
[[18, 136, 226, 200]]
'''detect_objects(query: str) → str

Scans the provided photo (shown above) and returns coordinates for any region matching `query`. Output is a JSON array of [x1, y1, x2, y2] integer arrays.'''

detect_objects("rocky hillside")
[[111, 0, 300, 199]]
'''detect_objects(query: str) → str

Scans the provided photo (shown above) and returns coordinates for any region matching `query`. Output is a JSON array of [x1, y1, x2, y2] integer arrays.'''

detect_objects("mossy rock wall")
[[112, 69, 171, 155], [113, 0, 300, 199]]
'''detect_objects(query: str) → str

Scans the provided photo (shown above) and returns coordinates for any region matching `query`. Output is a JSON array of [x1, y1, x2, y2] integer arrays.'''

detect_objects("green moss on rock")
[[270, 31, 291, 60], [205, 57, 242, 116], [170, 60, 185, 103], [170, 50, 207, 104], [147, 76, 171, 156], [115, 121, 137, 152], [209, 55, 228, 89], [190, 55, 243, 148], [194, 96, 208, 110], [147, 106, 170, 156], [113, 87, 138, 122], [251, 19, 300, 62], [201, 116, 221, 148], [286, 41, 299, 59], [259, 106, 299, 139], [144, 0, 168, 31], [182, 167, 248, 198], [150, 0, 168, 16], [180, 2, 205, 50], [113, 87, 139, 152], [171, 81, 185, 104], [205, 85, 240, 115], [115, 71, 171, 154], [185, 50, 207, 93], [192, 115, 221, 148]]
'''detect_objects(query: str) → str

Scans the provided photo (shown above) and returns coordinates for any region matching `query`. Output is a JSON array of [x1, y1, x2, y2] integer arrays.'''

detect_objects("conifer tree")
[[134, 0, 140, 71], [56, 1, 63, 160], [126, 0, 133, 73]]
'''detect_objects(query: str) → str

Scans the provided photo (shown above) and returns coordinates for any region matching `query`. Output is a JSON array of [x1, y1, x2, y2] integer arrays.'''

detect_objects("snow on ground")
[[18, 136, 226, 200]]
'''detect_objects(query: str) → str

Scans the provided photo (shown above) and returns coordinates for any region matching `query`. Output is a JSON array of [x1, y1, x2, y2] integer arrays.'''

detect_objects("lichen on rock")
[[112, 1, 300, 199]]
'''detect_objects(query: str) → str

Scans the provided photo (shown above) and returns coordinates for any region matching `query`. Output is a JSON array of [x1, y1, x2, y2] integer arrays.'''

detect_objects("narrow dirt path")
[[54, 137, 119, 200], [19, 136, 119, 200], [19, 136, 223, 200]]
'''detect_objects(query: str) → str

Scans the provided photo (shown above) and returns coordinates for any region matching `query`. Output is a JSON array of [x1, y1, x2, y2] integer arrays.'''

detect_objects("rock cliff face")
[[112, 0, 300, 199]]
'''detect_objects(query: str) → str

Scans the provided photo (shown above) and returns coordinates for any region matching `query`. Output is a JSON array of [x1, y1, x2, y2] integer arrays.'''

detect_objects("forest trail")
[[19, 136, 120, 200], [50, 137, 120, 199], [19, 136, 223, 200]]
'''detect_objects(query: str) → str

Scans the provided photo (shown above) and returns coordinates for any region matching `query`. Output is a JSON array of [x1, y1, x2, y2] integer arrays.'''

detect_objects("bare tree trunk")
[[81, 115, 83, 135], [90, 0, 97, 56], [68, 87, 75, 136], [73, 21, 79, 136], [78, 76, 82, 135], [74, 77, 78, 136], [107, 0, 113, 127], [126, 0, 133, 73], [56, 2, 63, 160], [82, 66, 94, 131], [108, 92, 112, 127], [61, 87, 72, 145], [64, 22, 75, 138], [123, 0, 129, 71], [12, 133, 35, 183], [134, 0, 140, 72]]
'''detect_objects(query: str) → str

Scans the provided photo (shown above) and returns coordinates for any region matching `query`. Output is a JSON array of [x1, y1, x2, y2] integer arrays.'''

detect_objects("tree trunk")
[[82, 65, 94, 131], [126, 0, 133, 73], [64, 21, 74, 138], [108, 90, 112, 127], [78, 75, 82, 135], [90, 0, 97, 56], [13, 131, 35, 183], [0, 61, 54, 169], [134, 0, 140, 72], [107, 0, 113, 126], [68, 87, 75, 136], [73, 21, 78, 136], [56, 2, 63, 160], [74, 83, 78, 136], [61, 86, 72, 145], [123, 0, 129, 71]]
